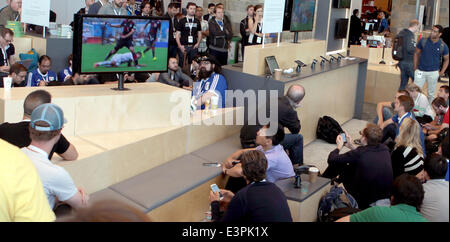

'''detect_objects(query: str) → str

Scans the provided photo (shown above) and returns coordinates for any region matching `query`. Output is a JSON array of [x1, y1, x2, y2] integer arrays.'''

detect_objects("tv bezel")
[[289, 0, 317, 33], [333, 0, 351, 9], [73, 14, 171, 75]]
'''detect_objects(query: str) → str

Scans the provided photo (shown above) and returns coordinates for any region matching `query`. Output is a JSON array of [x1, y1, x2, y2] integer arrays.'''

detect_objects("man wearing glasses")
[[0, 28, 16, 77], [192, 55, 227, 110], [0, 63, 27, 87]]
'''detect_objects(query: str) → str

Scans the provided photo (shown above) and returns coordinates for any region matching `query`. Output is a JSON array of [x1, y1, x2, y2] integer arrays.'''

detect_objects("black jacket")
[[349, 15, 362, 39], [328, 144, 393, 209], [397, 28, 416, 64], [278, 96, 301, 134], [208, 17, 232, 52]]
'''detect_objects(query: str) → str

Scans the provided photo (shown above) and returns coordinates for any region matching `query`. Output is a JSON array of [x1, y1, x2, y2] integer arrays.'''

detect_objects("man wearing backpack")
[[395, 20, 420, 90], [414, 25, 450, 104]]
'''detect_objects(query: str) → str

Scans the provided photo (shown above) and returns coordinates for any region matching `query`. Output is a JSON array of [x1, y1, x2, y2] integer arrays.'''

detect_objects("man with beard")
[[192, 55, 227, 109], [158, 57, 192, 88]]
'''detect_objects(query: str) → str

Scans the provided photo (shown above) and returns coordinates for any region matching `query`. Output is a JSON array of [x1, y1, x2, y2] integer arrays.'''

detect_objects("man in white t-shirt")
[[94, 51, 145, 68], [21, 103, 89, 213]]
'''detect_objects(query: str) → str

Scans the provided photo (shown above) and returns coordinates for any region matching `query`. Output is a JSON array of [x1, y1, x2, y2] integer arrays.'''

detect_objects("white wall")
[[351, 0, 363, 17], [0, 0, 86, 25]]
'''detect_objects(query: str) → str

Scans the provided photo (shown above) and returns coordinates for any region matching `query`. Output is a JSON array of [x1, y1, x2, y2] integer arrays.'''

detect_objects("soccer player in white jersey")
[[94, 51, 145, 68]]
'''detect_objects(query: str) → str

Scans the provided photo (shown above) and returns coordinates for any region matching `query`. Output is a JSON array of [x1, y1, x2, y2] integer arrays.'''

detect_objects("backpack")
[[316, 116, 344, 144], [317, 184, 359, 222], [392, 31, 405, 61]]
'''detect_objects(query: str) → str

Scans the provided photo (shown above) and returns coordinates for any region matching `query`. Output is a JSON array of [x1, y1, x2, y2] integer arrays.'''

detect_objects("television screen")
[[333, 0, 351, 8], [290, 0, 316, 32], [334, 18, 349, 39], [73, 15, 170, 74]]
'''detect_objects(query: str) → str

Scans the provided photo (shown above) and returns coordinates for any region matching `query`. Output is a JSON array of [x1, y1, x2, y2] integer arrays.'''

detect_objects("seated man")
[[374, 90, 410, 127], [240, 84, 305, 165], [322, 124, 393, 209], [438, 134, 449, 181], [157, 57, 193, 88], [381, 95, 425, 152], [420, 154, 449, 222], [21, 103, 89, 213], [337, 174, 428, 222], [192, 55, 227, 109], [27, 55, 58, 87], [209, 150, 293, 222], [437, 85, 449, 106], [57, 54, 73, 83], [222, 124, 295, 193], [0, 90, 78, 161], [0, 63, 27, 87], [422, 97, 449, 141], [0, 139, 56, 222]]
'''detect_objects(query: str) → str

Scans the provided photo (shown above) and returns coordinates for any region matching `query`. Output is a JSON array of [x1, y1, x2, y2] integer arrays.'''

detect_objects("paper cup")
[[274, 69, 282, 80], [3, 77, 12, 90], [309, 167, 319, 183], [210, 95, 219, 110]]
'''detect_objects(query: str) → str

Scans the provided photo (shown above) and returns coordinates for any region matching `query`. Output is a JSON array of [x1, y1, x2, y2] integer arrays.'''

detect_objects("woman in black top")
[[209, 150, 292, 222], [391, 118, 425, 181], [248, 5, 264, 46]]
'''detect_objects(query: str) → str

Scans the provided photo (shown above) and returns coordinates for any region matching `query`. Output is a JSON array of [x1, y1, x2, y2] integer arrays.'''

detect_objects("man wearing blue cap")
[[21, 103, 89, 214]]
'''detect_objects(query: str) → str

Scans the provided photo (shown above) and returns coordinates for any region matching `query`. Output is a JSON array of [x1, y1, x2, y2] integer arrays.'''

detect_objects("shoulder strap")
[[439, 39, 445, 56]]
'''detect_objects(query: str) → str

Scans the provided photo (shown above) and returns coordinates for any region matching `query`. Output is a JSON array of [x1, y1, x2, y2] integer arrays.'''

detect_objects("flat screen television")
[[290, 0, 316, 32], [282, 0, 293, 31], [73, 14, 170, 74], [335, 18, 349, 39], [333, 0, 351, 8]]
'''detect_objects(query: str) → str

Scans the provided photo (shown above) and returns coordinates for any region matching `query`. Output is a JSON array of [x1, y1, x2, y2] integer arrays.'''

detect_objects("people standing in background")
[[248, 5, 264, 46], [175, 2, 201, 68], [203, 3, 215, 22], [0, 0, 21, 28], [88, 0, 110, 15], [349, 9, 362, 46], [195, 6, 209, 54], [76, 0, 95, 15], [126, 0, 139, 15], [396, 20, 420, 90], [0, 27, 15, 76], [377, 11, 389, 35], [240, 5, 254, 59], [208, 5, 232, 66], [414, 25, 449, 104], [164, 3, 180, 59], [98, 0, 127, 15], [140, 0, 152, 16]]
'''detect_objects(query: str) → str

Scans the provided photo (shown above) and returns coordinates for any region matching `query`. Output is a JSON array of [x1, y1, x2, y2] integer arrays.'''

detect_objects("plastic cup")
[[309, 167, 319, 183], [3, 77, 12, 90]]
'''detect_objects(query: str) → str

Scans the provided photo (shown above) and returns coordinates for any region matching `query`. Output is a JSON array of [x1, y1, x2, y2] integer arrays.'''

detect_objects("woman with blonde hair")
[[391, 117, 425, 181], [406, 83, 434, 123]]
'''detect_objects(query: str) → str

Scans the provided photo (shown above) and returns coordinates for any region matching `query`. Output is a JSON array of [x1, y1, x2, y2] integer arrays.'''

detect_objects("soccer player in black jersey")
[[104, 19, 137, 61]]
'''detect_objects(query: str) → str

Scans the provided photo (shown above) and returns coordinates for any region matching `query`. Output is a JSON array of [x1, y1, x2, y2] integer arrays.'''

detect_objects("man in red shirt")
[[423, 97, 449, 140]]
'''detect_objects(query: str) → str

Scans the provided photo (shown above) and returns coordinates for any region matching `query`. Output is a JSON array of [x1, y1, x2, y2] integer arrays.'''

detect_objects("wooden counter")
[[350, 45, 396, 65]]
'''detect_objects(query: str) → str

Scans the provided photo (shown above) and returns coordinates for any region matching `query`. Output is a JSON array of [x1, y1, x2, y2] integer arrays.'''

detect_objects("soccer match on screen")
[[80, 17, 169, 73]]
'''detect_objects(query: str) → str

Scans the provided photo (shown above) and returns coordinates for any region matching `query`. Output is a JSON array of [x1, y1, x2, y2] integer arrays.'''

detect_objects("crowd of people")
[[0, 1, 449, 223]]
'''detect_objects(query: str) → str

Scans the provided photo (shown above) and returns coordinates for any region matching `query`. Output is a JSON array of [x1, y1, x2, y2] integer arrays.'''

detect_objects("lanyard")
[[38, 69, 49, 82], [1, 47, 7, 66], [15, 14, 19, 21], [113, 7, 122, 15], [216, 19, 224, 31], [187, 17, 194, 36]]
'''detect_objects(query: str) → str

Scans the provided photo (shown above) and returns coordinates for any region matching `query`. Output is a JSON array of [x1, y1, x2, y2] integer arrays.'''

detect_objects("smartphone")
[[340, 133, 347, 144], [210, 184, 224, 200], [203, 162, 221, 167]]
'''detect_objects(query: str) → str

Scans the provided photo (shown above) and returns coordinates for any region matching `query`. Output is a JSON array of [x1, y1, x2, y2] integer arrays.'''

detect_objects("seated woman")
[[406, 83, 435, 124], [391, 117, 425, 181], [209, 150, 292, 222]]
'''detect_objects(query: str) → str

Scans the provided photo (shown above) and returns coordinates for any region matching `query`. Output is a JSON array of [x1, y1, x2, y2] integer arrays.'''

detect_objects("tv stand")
[[111, 73, 130, 91]]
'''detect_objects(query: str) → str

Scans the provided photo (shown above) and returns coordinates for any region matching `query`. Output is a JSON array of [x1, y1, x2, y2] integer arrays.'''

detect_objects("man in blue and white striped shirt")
[[27, 55, 58, 87]]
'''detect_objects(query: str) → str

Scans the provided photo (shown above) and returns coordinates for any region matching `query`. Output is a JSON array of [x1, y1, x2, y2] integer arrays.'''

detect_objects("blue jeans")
[[373, 107, 393, 124], [281, 134, 304, 165], [398, 62, 414, 90], [178, 46, 198, 68]]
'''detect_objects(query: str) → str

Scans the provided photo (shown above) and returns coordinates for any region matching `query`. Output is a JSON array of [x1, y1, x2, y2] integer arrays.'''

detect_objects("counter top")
[[223, 57, 368, 84], [275, 175, 331, 203]]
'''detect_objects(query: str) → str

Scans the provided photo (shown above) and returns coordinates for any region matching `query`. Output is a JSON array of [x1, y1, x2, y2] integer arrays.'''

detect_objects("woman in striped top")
[[391, 118, 425, 181]]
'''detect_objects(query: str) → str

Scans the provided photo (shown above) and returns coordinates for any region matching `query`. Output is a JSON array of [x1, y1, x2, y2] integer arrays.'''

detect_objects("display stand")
[[111, 73, 130, 91], [293, 32, 299, 43], [379, 45, 386, 64]]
